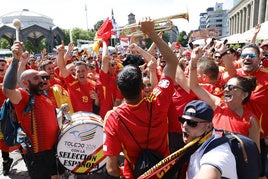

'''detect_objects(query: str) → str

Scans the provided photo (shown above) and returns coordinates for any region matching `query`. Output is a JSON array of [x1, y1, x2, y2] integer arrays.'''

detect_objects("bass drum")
[[57, 112, 106, 174]]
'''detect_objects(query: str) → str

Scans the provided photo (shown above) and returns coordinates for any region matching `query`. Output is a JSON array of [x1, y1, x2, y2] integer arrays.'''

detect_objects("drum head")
[[57, 112, 106, 174]]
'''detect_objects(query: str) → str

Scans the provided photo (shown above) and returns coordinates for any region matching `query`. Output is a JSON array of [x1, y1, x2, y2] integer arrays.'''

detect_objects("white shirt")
[[187, 135, 238, 179]]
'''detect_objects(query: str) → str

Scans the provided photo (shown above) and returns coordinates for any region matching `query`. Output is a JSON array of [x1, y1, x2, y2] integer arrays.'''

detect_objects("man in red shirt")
[[96, 41, 122, 119], [3, 42, 64, 178], [103, 18, 178, 179], [57, 45, 99, 113]]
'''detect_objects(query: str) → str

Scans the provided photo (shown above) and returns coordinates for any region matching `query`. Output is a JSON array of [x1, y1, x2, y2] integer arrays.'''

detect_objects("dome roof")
[[0, 9, 55, 30]]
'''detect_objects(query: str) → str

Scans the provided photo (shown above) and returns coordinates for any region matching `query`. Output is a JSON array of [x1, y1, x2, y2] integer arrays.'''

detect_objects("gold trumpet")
[[115, 12, 189, 37]]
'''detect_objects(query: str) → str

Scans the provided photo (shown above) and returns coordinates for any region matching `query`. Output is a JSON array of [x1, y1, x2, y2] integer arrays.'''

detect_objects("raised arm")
[[140, 18, 177, 81], [57, 42, 71, 78], [64, 42, 74, 64], [2, 42, 23, 104], [147, 57, 158, 88], [101, 40, 110, 74], [251, 24, 261, 44], [17, 51, 30, 87], [128, 43, 156, 64], [189, 47, 220, 110]]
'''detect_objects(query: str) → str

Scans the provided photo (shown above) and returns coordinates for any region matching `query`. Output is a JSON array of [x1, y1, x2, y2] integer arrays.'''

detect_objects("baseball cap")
[[181, 100, 214, 122], [183, 50, 191, 57], [259, 43, 268, 48]]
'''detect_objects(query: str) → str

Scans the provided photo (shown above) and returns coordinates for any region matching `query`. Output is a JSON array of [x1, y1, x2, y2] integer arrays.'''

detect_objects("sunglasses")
[[240, 53, 256, 58], [41, 75, 50, 80], [222, 84, 243, 91], [179, 117, 209, 128]]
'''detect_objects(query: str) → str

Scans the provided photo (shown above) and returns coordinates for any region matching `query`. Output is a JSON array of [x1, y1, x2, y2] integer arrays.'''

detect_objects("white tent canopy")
[[221, 21, 268, 43], [221, 33, 248, 44], [192, 39, 206, 45], [242, 21, 268, 41]]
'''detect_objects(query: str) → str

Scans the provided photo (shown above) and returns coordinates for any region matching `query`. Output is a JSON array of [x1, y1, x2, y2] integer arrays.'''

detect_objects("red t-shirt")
[[168, 85, 196, 133], [103, 76, 174, 179], [64, 74, 96, 112], [97, 70, 122, 119], [213, 102, 254, 136], [237, 68, 268, 138], [200, 78, 225, 99], [14, 89, 59, 153]]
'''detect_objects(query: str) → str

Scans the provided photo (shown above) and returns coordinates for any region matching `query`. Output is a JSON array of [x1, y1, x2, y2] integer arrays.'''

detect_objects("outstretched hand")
[[191, 47, 203, 61], [57, 41, 65, 55]]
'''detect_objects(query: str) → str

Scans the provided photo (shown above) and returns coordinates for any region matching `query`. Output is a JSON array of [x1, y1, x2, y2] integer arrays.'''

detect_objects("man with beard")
[[234, 43, 268, 178], [180, 100, 237, 179], [2, 42, 63, 179]]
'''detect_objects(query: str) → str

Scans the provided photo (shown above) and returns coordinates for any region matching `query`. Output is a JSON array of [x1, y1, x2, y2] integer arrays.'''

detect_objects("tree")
[[177, 31, 189, 47], [94, 20, 104, 31], [63, 28, 95, 46], [0, 39, 10, 49]]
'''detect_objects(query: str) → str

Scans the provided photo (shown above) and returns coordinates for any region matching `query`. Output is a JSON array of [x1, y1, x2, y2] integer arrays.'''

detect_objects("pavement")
[[0, 150, 108, 179], [0, 150, 29, 179]]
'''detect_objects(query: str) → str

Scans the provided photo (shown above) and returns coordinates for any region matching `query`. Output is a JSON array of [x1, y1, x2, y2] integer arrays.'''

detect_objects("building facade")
[[229, 0, 268, 35], [0, 9, 64, 52], [199, 3, 229, 38]]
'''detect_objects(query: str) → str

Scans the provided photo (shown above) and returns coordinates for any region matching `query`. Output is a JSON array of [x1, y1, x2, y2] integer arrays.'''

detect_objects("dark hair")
[[116, 65, 142, 100], [198, 57, 219, 82], [38, 60, 53, 70], [235, 76, 257, 104], [122, 54, 145, 67], [242, 43, 260, 57], [74, 61, 87, 68]]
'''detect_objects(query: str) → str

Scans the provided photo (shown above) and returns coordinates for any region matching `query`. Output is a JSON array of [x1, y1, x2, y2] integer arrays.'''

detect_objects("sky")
[[1, 0, 234, 33]]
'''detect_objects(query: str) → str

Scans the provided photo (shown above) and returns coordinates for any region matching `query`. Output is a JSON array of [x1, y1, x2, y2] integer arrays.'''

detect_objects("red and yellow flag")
[[93, 18, 113, 54]]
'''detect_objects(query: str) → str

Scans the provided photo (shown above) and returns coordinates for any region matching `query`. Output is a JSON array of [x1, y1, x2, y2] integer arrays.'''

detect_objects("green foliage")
[[23, 39, 47, 54], [64, 28, 95, 46], [177, 31, 189, 47], [94, 20, 104, 31], [229, 43, 242, 50], [0, 39, 10, 49]]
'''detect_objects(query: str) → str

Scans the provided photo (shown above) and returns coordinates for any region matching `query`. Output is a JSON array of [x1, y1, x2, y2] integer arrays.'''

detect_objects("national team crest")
[[158, 79, 170, 88]]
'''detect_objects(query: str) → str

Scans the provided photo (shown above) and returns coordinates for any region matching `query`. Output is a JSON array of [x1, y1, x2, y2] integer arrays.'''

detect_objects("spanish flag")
[[93, 17, 113, 54]]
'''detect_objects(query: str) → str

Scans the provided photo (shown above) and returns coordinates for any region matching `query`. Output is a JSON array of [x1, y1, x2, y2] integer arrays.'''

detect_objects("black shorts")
[[24, 149, 65, 179]]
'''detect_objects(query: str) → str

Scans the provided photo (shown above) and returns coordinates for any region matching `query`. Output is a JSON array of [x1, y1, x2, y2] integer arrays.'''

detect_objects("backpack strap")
[[115, 110, 142, 149], [203, 135, 229, 155], [23, 92, 35, 134], [115, 102, 153, 150]]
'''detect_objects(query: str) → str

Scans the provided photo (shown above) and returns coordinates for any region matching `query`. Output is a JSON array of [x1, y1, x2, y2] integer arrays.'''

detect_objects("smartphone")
[[223, 39, 228, 45], [188, 42, 194, 50], [210, 38, 216, 47]]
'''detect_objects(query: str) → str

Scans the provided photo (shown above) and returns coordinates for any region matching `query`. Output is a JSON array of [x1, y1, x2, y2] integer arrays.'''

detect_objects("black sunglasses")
[[179, 117, 209, 128], [41, 75, 50, 80], [222, 84, 243, 91]]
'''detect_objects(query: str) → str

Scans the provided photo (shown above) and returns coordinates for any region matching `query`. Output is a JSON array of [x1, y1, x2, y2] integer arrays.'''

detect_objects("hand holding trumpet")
[[139, 17, 155, 37]]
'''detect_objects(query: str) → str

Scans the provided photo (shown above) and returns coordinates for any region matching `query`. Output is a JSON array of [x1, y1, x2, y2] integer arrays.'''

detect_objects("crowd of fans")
[[0, 20, 268, 179]]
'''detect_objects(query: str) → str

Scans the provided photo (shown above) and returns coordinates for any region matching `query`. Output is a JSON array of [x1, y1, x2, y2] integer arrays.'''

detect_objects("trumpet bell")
[[115, 12, 189, 37]]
